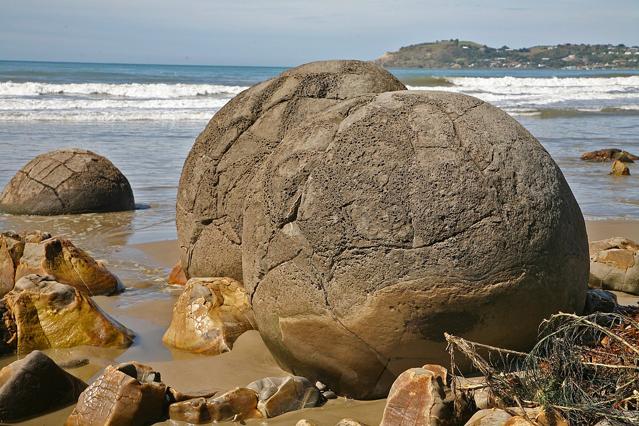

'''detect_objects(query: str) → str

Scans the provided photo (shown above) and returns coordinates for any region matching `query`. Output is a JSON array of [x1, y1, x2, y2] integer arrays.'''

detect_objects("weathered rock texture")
[[66, 362, 168, 426], [589, 237, 639, 295], [176, 60, 406, 280], [380, 365, 452, 426], [167, 261, 188, 285], [15, 235, 122, 295], [169, 387, 262, 423], [0, 232, 24, 297], [242, 90, 589, 399], [162, 277, 255, 354], [0, 350, 87, 422], [2, 274, 133, 354], [0, 148, 134, 215]]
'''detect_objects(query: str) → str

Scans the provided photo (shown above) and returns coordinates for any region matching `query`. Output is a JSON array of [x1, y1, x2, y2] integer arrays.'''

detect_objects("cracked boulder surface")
[[241, 91, 589, 399], [176, 60, 406, 281], [0, 148, 134, 215]]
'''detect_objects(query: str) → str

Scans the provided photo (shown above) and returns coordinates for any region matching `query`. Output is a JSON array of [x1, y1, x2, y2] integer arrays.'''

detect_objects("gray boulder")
[[0, 350, 87, 422], [0, 148, 134, 215], [176, 60, 406, 280], [241, 91, 589, 399]]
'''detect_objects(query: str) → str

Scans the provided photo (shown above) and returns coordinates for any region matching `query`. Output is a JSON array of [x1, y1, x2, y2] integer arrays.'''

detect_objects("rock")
[[297, 420, 318, 426], [176, 60, 406, 281], [380, 366, 452, 426], [0, 350, 87, 422], [242, 90, 589, 399], [583, 288, 618, 314], [535, 409, 569, 426], [247, 375, 323, 418], [2, 274, 133, 353], [15, 235, 121, 296], [589, 237, 639, 295], [169, 387, 261, 423], [0, 232, 24, 296], [0, 148, 135, 215], [465, 408, 512, 425], [336, 420, 368, 426], [581, 148, 639, 162], [66, 362, 168, 426], [162, 277, 255, 354], [167, 261, 188, 285], [323, 390, 337, 399], [610, 160, 630, 176]]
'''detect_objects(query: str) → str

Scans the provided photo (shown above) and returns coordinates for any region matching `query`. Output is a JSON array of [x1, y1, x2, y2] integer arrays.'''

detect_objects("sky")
[[1, 0, 638, 66]]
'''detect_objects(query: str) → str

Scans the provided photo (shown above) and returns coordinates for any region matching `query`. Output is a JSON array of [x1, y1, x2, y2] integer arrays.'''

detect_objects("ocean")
[[1, 60, 638, 248]]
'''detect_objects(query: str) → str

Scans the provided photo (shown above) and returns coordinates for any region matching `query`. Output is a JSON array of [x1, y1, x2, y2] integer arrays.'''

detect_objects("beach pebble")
[[242, 90, 589, 399], [0, 148, 134, 215], [610, 159, 630, 176], [296, 420, 318, 426], [167, 260, 188, 285], [176, 60, 406, 281], [336, 419, 368, 426]]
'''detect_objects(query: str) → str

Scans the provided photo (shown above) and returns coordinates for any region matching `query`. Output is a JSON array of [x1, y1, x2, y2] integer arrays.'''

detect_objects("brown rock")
[[296, 420, 319, 426], [465, 408, 512, 425], [167, 261, 188, 285], [162, 277, 255, 354], [3, 274, 133, 353], [583, 288, 618, 314], [0, 350, 87, 422], [247, 375, 323, 418], [176, 60, 406, 281], [14, 236, 121, 295], [610, 160, 630, 176], [0, 148, 134, 215], [535, 409, 569, 426], [589, 237, 639, 294], [242, 90, 589, 399], [66, 362, 168, 426], [336, 419, 368, 426], [581, 148, 639, 162], [380, 366, 451, 426], [169, 387, 261, 423]]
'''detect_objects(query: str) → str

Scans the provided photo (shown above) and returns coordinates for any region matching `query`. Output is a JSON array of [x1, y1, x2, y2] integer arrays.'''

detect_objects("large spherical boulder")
[[0, 149, 134, 215], [176, 60, 406, 280], [241, 91, 589, 399]]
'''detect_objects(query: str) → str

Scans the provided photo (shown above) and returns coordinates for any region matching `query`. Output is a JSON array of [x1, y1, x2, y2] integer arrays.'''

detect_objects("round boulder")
[[176, 60, 406, 280], [242, 91, 589, 399], [0, 149, 134, 215]]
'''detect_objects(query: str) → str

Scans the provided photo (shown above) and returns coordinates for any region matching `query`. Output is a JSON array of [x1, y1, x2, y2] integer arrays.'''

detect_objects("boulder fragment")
[[581, 148, 639, 162], [169, 387, 261, 423], [167, 261, 187, 285], [66, 362, 168, 426], [3, 274, 133, 353], [380, 365, 452, 426], [610, 160, 630, 176], [0, 350, 87, 422], [162, 277, 255, 354], [589, 237, 639, 294], [247, 375, 323, 418]]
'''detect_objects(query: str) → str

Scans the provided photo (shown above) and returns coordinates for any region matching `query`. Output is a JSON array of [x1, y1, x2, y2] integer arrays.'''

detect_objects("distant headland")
[[375, 39, 639, 69]]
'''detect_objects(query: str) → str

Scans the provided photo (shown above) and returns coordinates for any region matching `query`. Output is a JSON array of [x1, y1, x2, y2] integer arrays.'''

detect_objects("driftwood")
[[446, 310, 639, 426]]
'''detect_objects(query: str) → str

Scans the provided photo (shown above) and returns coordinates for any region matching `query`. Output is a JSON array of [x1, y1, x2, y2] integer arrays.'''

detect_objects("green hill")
[[375, 39, 639, 69]]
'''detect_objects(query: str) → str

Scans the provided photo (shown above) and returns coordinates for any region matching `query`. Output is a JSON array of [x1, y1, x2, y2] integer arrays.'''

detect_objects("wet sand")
[[8, 219, 639, 425]]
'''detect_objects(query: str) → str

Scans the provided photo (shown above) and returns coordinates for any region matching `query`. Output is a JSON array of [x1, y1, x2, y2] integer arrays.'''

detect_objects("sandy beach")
[[4, 216, 633, 425]]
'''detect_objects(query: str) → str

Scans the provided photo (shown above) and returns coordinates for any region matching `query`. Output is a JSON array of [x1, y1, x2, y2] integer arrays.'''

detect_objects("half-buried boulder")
[[242, 91, 589, 399], [162, 277, 255, 354], [0, 148, 134, 215], [176, 60, 406, 281], [2, 274, 133, 354], [0, 232, 24, 297], [0, 350, 87, 422]]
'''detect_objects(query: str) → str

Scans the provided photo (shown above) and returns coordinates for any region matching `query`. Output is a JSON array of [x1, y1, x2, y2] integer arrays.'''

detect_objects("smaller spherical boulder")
[[0, 149, 134, 215]]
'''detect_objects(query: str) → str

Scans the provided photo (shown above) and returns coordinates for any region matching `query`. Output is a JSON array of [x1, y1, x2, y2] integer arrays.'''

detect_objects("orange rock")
[[162, 277, 255, 355], [167, 261, 188, 285], [380, 366, 452, 426], [610, 160, 630, 176]]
